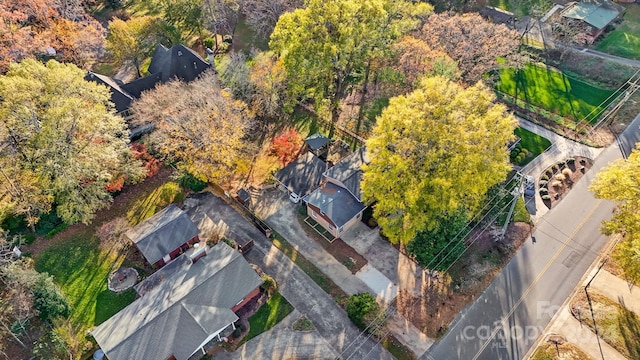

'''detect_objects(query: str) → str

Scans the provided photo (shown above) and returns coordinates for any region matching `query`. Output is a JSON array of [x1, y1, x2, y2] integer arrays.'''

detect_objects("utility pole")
[[499, 172, 524, 241], [585, 258, 608, 360]]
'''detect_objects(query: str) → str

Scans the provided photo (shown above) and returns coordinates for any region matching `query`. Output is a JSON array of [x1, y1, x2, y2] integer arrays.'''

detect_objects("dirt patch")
[[396, 222, 531, 338], [530, 341, 593, 360], [539, 157, 593, 209], [295, 209, 367, 274]]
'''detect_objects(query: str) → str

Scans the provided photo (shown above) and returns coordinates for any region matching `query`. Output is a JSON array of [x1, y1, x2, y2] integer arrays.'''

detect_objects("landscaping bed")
[[538, 156, 593, 209], [296, 206, 368, 274], [511, 127, 552, 166]]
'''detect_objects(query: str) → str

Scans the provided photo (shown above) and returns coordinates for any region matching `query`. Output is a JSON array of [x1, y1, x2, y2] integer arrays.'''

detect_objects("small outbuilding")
[[560, 0, 624, 42], [304, 133, 331, 158], [125, 204, 200, 268]]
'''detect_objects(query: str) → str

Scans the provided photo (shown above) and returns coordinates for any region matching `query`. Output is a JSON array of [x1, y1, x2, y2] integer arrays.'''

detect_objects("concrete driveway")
[[186, 191, 392, 360]]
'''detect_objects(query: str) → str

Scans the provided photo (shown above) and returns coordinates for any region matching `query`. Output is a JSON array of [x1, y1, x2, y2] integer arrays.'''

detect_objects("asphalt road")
[[421, 120, 640, 360]]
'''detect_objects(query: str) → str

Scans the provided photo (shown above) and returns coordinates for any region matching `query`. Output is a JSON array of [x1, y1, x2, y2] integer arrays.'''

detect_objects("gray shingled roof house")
[[273, 151, 327, 203], [91, 242, 263, 360], [303, 147, 370, 239], [125, 204, 200, 267], [85, 44, 211, 117]]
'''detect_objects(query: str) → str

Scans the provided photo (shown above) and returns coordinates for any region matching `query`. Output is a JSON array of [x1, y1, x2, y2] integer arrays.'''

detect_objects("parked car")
[[524, 175, 535, 197]]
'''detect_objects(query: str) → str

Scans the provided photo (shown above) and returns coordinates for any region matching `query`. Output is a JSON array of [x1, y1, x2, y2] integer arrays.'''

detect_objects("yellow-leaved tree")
[[362, 76, 517, 244], [590, 147, 640, 284], [131, 71, 256, 185]]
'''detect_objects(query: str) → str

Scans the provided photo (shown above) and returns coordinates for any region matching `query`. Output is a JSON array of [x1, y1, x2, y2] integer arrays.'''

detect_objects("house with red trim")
[[91, 242, 263, 360], [304, 147, 369, 239], [125, 204, 200, 268]]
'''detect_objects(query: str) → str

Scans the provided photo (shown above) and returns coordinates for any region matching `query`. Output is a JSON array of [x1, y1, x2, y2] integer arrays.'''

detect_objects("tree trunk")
[[354, 60, 372, 147]]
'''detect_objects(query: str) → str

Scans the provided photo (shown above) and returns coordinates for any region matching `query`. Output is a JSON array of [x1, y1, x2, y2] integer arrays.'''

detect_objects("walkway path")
[[252, 190, 432, 358], [517, 117, 604, 220]]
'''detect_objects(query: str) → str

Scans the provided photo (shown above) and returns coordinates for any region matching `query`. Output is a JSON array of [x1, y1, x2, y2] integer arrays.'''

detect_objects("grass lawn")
[[34, 236, 134, 328], [595, 4, 640, 60], [571, 290, 640, 359], [240, 292, 293, 345], [497, 64, 615, 123], [530, 341, 592, 360], [488, 0, 553, 17], [511, 127, 552, 166], [126, 181, 185, 226]]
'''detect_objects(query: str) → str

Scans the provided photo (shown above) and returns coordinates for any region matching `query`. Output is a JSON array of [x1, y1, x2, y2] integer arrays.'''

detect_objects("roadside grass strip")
[[570, 289, 640, 359], [496, 64, 615, 124]]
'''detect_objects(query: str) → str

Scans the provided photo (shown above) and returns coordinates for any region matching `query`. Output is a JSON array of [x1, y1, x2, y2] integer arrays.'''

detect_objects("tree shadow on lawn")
[[617, 297, 640, 359]]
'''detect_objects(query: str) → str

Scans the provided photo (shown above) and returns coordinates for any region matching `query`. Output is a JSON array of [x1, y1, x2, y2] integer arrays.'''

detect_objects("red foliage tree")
[[271, 128, 303, 166], [130, 143, 161, 178]]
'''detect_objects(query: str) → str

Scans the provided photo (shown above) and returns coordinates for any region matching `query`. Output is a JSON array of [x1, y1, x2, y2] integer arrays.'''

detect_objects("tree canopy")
[[0, 59, 144, 225], [105, 16, 180, 78], [131, 70, 256, 184], [590, 147, 640, 284], [362, 76, 517, 244], [270, 0, 432, 136], [0, 0, 104, 73], [417, 12, 521, 85]]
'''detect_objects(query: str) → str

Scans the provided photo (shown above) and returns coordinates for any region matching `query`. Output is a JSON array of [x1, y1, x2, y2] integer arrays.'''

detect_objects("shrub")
[[540, 174, 549, 181], [177, 172, 208, 192], [550, 180, 563, 188], [32, 274, 70, 322], [541, 194, 551, 200], [567, 158, 575, 164], [203, 37, 215, 49], [539, 188, 548, 195], [562, 168, 572, 177], [261, 274, 278, 295], [552, 164, 560, 172], [510, 150, 519, 158], [557, 161, 565, 167], [538, 179, 548, 187], [554, 173, 566, 182], [367, 218, 378, 228], [545, 169, 554, 178], [580, 158, 587, 165], [346, 293, 384, 334]]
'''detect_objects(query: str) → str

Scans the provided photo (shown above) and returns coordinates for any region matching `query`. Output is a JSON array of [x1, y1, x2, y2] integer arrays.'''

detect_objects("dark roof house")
[[125, 204, 200, 266], [273, 151, 327, 199], [86, 44, 211, 117], [91, 242, 263, 360], [324, 146, 370, 202], [304, 133, 331, 156], [305, 182, 366, 229]]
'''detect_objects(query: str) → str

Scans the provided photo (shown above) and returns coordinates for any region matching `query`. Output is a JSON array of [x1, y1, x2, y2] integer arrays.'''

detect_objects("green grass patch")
[[381, 335, 417, 360], [513, 197, 531, 223], [530, 341, 592, 360], [232, 15, 269, 54], [510, 127, 552, 166], [488, 0, 553, 17], [34, 236, 133, 328], [497, 64, 615, 123], [595, 5, 640, 60], [240, 292, 293, 345], [126, 181, 184, 226]]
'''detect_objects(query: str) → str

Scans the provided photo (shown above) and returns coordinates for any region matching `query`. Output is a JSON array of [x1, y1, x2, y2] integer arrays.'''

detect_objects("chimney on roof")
[[188, 243, 207, 263]]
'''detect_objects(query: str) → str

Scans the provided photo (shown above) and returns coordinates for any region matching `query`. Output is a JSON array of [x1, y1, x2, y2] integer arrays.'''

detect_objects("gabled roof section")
[[121, 73, 163, 98], [274, 152, 326, 196], [125, 204, 200, 264], [304, 133, 331, 151], [324, 147, 369, 201], [561, 0, 622, 30], [91, 243, 262, 360], [85, 72, 134, 113], [148, 44, 211, 83], [304, 182, 366, 228]]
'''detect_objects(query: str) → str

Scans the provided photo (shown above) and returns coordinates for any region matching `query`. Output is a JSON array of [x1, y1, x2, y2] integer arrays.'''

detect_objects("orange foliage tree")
[[271, 128, 303, 166]]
